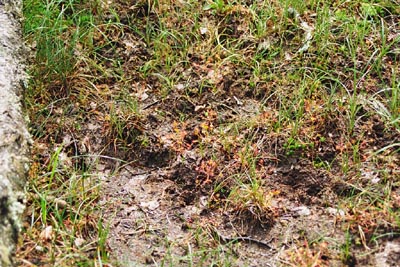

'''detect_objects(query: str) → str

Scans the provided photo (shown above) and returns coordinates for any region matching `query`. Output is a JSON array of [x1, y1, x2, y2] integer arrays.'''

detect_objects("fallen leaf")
[[40, 226, 54, 241]]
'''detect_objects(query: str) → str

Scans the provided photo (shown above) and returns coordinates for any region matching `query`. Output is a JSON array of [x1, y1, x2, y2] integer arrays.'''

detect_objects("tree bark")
[[0, 1, 31, 266]]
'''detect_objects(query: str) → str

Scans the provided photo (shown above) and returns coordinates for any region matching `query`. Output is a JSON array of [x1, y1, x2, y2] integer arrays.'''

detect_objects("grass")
[[19, 0, 399, 266], [19, 0, 111, 266]]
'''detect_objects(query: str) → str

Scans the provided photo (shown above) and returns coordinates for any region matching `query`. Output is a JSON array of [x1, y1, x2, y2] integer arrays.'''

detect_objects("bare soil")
[[19, 0, 400, 266], [85, 1, 400, 265], [96, 3, 399, 264]]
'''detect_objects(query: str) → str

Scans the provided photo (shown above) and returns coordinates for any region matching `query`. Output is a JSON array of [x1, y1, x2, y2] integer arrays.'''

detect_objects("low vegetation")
[[19, 0, 399, 266]]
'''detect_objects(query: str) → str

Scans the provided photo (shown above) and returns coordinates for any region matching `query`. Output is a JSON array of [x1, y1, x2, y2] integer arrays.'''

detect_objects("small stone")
[[292, 206, 311, 216], [140, 200, 159, 210], [35, 245, 45, 252], [175, 84, 185, 90], [326, 207, 345, 217], [200, 27, 208, 35], [74, 237, 86, 248]]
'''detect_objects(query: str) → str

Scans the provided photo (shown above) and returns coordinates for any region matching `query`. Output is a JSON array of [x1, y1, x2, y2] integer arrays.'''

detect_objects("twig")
[[142, 100, 160, 110]]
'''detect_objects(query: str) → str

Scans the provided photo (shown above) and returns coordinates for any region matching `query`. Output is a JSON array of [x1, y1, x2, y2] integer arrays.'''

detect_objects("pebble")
[[291, 206, 311, 216], [326, 207, 345, 217]]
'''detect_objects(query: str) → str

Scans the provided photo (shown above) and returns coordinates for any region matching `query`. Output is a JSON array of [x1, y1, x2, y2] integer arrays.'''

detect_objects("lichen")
[[0, 0, 30, 266]]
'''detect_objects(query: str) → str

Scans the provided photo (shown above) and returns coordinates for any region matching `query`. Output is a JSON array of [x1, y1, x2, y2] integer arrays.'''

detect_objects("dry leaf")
[[40, 226, 54, 241]]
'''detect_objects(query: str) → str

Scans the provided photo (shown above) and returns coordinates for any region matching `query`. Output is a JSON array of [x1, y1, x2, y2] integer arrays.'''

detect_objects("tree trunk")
[[0, 1, 30, 266]]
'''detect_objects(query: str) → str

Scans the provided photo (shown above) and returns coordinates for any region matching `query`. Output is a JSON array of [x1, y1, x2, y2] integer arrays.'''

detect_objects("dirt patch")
[[97, 1, 400, 265], [102, 163, 347, 266], [19, 0, 400, 266]]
